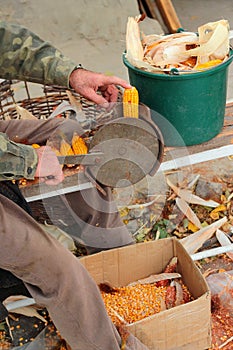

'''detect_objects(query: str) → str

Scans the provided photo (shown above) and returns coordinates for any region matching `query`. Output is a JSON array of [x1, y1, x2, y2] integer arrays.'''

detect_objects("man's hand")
[[34, 146, 64, 185], [69, 69, 131, 107]]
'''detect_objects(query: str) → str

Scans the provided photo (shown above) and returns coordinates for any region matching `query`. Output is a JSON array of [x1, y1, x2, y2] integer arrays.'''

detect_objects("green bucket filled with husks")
[[123, 17, 233, 147]]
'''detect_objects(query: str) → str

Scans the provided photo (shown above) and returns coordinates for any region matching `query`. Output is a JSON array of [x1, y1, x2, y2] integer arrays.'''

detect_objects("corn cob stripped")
[[71, 132, 88, 154], [123, 87, 139, 118]]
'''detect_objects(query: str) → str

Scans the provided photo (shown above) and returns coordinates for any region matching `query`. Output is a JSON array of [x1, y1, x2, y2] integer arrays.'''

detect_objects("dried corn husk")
[[176, 197, 202, 229], [125, 17, 230, 73], [187, 20, 230, 65], [146, 32, 198, 68], [166, 177, 219, 207], [180, 216, 227, 254], [125, 16, 152, 70], [15, 104, 37, 120], [216, 229, 233, 261]]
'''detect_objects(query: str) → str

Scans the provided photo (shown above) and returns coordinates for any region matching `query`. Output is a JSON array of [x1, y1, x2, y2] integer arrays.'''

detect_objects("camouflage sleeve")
[[0, 21, 77, 87], [0, 132, 38, 181]]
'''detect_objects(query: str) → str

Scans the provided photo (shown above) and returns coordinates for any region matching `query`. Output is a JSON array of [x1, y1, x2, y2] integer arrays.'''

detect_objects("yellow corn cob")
[[60, 139, 74, 156], [71, 132, 88, 155], [51, 147, 62, 157], [123, 87, 139, 118]]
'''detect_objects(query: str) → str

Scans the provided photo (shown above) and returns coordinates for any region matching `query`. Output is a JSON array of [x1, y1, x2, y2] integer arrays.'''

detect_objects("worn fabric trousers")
[[0, 195, 148, 350]]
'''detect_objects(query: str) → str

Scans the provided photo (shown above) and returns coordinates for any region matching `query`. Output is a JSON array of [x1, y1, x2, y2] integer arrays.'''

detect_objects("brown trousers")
[[0, 119, 148, 349], [0, 195, 148, 350]]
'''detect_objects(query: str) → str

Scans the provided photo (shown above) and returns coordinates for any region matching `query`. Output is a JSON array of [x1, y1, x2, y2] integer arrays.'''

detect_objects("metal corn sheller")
[[61, 102, 164, 188]]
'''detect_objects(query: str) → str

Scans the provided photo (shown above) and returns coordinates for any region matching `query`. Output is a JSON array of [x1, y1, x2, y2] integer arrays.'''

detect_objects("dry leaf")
[[211, 204, 227, 213], [15, 104, 37, 120], [216, 229, 233, 261], [209, 211, 220, 220], [180, 216, 227, 254], [176, 197, 202, 229], [188, 221, 199, 232]]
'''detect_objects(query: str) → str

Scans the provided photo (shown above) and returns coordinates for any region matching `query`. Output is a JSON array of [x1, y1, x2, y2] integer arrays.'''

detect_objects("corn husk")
[[125, 16, 145, 67], [180, 216, 227, 254], [125, 17, 230, 73], [216, 229, 233, 261], [166, 177, 219, 207], [176, 197, 202, 229], [146, 32, 198, 67], [15, 104, 37, 120], [187, 20, 230, 65]]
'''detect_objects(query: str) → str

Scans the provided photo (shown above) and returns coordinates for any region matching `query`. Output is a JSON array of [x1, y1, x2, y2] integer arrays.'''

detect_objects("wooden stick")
[[155, 0, 182, 33]]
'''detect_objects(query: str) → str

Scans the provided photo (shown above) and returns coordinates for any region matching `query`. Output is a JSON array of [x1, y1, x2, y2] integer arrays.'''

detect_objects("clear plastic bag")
[[206, 270, 233, 311]]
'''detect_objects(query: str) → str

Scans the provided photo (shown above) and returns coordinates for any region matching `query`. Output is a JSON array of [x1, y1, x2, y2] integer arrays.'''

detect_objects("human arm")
[[0, 21, 131, 105], [0, 21, 76, 87], [0, 132, 63, 185]]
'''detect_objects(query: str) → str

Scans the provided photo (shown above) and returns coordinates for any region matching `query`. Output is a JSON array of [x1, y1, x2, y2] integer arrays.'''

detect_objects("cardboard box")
[[80, 238, 211, 350]]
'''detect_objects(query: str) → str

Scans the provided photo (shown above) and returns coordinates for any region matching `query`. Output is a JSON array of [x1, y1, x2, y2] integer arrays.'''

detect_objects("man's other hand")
[[34, 146, 64, 185]]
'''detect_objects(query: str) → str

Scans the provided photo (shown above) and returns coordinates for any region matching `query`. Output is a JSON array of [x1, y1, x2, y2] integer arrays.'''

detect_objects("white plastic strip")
[[191, 244, 233, 261], [159, 144, 233, 172], [25, 182, 93, 202]]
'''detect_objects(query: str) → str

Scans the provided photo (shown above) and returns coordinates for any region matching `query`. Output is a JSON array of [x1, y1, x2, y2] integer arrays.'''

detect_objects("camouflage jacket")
[[0, 21, 77, 86], [0, 132, 37, 181], [0, 21, 77, 180]]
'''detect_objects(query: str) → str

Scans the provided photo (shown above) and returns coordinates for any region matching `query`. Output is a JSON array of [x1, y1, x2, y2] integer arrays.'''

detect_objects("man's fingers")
[[102, 76, 132, 89]]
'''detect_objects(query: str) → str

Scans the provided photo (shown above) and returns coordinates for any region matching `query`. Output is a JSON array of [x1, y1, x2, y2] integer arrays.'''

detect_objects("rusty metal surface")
[[88, 116, 164, 187]]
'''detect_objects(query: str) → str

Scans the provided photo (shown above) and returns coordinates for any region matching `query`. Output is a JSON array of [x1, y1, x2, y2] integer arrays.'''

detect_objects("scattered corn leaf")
[[216, 229, 233, 261], [176, 197, 202, 229], [180, 216, 227, 254], [166, 177, 219, 207]]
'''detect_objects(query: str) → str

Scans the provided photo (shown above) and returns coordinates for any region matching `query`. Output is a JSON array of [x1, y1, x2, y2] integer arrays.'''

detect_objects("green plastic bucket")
[[123, 50, 233, 146]]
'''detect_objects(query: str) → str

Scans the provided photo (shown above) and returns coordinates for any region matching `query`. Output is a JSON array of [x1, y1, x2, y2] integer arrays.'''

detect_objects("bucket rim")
[[123, 49, 233, 80]]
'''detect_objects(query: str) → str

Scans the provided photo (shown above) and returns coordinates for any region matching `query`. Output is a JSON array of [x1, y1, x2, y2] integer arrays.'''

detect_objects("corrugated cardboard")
[[80, 238, 211, 350]]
